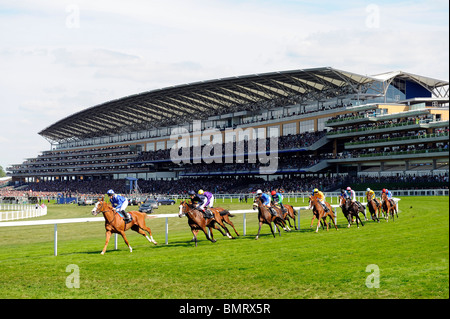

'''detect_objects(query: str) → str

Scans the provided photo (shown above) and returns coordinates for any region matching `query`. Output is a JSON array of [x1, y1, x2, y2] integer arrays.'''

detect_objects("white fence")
[[0, 199, 401, 256], [0, 204, 347, 256], [0, 203, 47, 221]]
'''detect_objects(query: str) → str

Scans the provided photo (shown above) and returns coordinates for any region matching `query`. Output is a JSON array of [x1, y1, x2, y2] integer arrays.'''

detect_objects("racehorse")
[[272, 204, 298, 230], [366, 194, 381, 223], [381, 192, 398, 222], [91, 196, 157, 254], [178, 200, 233, 246], [343, 197, 364, 228], [252, 196, 288, 239], [209, 207, 240, 237], [308, 195, 338, 233]]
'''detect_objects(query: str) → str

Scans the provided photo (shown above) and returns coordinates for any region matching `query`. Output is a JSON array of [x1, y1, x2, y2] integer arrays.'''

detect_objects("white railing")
[[0, 204, 47, 221]]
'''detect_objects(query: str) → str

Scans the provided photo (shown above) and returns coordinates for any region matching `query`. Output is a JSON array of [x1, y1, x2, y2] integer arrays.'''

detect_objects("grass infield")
[[0, 196, 448, 299]]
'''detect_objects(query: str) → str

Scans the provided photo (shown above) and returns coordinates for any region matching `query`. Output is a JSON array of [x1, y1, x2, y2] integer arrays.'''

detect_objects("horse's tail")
[[289, 205, 297, 215], [220, 209, 234, 217]]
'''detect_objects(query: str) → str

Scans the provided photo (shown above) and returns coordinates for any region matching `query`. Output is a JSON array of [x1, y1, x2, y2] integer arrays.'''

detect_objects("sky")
[[0, 0, 448, 171]]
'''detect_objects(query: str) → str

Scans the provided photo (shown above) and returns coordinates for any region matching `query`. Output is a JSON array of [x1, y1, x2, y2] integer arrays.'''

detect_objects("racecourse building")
[[7, 67, 449, 193]]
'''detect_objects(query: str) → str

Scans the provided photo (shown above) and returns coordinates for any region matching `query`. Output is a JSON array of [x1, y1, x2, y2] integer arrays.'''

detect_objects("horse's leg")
[[191, 229, 199, 242], [201, 225, 216, 243], [315, 215, 322, 233], [329, 213, 338, 230], [268, 221, 277, 238], [132, 225, 157, 245], [310, 214, 316, 228], [101, 230, 112, 255], [119, 230, 132, 252], [224, 216, 240, 236], [255, 221, 263, 240], [216, 219, 233, 239]]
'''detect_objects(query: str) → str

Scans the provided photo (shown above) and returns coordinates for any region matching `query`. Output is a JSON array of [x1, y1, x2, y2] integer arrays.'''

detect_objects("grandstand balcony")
[[329, 148, 449, 164], [344, 132, 449, 150]]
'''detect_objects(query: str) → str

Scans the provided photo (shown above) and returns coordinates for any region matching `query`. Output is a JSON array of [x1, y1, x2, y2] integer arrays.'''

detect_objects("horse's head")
[[339, 196, 345, 207], [178, 200, 188, 218], [91, 196, 107, 216], [308, 195, 315, 210], [252, 196, 261, 210]]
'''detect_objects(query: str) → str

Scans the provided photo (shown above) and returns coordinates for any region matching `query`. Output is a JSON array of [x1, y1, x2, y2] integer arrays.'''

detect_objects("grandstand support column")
[[405, 160, 409, 171]]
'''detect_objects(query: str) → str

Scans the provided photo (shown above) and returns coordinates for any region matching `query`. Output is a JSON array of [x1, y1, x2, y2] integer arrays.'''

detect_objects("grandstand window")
[[318, 117, 332, 131], [282, 123, 297, 136], [268, 125, 279, 138], [146, 143, 155, 151], [299, 120, 314, 133], [255, 127, 266, 139], [167, 140, 176, 149], [156, 141, 165, 150]]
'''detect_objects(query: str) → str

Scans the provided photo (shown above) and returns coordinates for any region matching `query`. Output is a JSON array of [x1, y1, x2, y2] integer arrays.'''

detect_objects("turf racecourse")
[[0, 196, 448, 299]]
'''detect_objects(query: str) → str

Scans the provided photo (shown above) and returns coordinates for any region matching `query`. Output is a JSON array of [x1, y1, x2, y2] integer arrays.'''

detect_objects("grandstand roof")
[[38, 67, 449, 143]]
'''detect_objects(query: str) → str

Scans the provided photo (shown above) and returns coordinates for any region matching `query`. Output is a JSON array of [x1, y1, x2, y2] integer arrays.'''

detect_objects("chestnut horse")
[[252, 196, 288, 239], [178, 200, 232, 247], [381, 192, 398, 222], [273, 204, 297, 230], [308, 195, 338, 233], [91, 197, 157, 254], [209, 207, 240, 237]]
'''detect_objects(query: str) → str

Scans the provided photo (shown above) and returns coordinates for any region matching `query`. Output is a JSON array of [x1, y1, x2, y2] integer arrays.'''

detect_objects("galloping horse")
[[91, 197, 157, 254], [343, 197, 364, 228], [273, 204, 298, 230], [209, 207, 240, 237], [366, 194, 381, 223], [381, 192, 398, 222], [253, 196, 288, 239], [308, 195, 338, 233], [178, 200, 233, 246]]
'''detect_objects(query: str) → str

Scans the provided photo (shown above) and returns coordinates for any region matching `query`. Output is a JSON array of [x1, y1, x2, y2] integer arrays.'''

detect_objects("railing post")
[[243, 213, 246, 236], [54, 224, 58, 256], [165, 217, 169, 245]]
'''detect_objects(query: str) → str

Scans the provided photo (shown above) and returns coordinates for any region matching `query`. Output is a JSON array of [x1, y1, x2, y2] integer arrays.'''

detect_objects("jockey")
[[382, 188, 395, 206], [346, 186, 364, 211], [256, 189, 277, 216], [107, 189, 132, 223], [366, 188, 379, 206], [271, 190, 286, 213], [198, 189, 214, 212], [312, 188, 329, 212], [188, 190, 213, 219], [340, 188, 349, 199]]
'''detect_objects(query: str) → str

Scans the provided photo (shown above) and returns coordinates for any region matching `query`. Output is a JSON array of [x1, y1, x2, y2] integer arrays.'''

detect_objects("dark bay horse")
[[308, 195, 338, 233], [91, 197, 157, 254], [253, 196, 288, 239], [343, 197, 364, 228], [366, 194, 381, 223], [178, 200, 233, 246], [381, 192, 398, 222]]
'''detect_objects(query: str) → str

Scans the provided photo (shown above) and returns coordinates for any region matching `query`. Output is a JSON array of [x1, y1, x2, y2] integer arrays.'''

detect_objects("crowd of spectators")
[[2, 173, 447, 202]]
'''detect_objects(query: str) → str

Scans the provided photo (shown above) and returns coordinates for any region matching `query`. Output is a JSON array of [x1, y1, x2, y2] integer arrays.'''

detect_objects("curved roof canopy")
[[38, 67, 448, 143]]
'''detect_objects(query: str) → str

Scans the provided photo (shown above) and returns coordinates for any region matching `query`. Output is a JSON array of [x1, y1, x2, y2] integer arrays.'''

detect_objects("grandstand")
[[6, 67, 449, 195]]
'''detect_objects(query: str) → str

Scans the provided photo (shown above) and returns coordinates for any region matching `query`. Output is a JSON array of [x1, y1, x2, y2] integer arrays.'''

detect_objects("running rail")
[[0, 200, 399, 256]]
